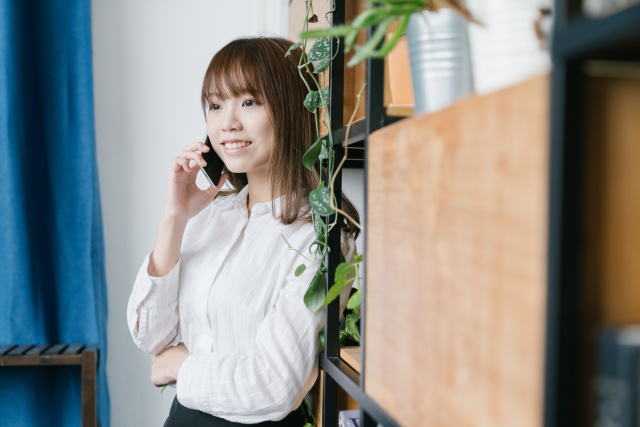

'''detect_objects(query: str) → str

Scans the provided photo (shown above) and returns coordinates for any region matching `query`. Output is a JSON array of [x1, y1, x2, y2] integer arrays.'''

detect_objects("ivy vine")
[[282, 0, 364, 352]]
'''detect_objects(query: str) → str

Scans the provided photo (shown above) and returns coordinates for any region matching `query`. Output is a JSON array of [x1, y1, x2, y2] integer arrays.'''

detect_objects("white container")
[[465, 0, 552, 96], [405, 8, 474, 114]]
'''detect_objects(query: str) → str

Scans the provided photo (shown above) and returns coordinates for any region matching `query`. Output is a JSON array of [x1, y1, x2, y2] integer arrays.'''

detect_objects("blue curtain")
[[0, 0, 110, 426]]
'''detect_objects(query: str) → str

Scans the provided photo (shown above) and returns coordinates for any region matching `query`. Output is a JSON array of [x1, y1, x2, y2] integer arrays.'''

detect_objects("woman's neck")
[[245, 167, 277, 218]]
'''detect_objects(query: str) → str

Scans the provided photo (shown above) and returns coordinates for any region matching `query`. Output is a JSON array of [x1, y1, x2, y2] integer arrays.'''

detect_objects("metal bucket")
[[405, 8, 474, 114]]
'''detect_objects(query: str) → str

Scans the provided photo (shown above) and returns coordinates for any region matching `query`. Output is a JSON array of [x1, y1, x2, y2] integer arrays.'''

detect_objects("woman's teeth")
[[224, 141, 251, 149]]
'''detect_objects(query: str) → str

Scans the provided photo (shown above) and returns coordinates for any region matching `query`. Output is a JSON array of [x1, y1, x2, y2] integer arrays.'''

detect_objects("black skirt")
[[163, 396, 306, 427]]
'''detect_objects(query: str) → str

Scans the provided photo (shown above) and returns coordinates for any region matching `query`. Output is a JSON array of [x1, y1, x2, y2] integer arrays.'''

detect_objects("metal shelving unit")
[[321, 1, 640, 426], [545, 2, 640, 427]]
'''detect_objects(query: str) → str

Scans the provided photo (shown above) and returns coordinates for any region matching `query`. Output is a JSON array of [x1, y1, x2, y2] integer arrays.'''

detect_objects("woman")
[[126, 37, 360, 426]]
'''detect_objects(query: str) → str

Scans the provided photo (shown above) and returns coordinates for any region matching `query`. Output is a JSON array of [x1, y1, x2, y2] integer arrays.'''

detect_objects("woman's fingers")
[[172, 156, 198, 173], [180, 150, 207, 167], [183, 141, 210, 153]]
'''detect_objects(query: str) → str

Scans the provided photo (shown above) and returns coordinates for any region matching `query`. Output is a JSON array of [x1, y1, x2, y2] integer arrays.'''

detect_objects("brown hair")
[[201, 36, 360, 239]]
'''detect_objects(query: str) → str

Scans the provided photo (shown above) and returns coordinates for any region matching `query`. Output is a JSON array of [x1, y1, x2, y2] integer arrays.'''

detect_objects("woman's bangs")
[[205, 58, 264, 105]]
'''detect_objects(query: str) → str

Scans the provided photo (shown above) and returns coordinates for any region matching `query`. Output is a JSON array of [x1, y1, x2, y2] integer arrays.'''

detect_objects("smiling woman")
[[126, 36, 360, 427]]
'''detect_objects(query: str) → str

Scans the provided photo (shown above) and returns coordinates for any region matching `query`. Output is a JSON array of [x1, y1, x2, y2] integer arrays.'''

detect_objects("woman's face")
[[206, 88, 274, 176]]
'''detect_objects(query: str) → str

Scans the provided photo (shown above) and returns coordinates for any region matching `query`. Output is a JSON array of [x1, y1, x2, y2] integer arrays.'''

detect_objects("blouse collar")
[[212, 184, 308, 219]]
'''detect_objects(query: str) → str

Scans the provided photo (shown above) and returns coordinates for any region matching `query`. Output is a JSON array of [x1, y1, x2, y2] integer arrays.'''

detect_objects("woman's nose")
[[221, 107, 242, 132]]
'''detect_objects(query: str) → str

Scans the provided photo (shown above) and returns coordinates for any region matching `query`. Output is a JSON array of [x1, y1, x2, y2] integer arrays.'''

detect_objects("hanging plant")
[[283, 0, 365, 343], [299, 0, 479, 66]]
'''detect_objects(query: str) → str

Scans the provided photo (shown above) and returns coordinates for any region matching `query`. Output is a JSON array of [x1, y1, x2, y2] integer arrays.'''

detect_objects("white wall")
[[92, 1, 288, 425], [91, 0, 364, 425]]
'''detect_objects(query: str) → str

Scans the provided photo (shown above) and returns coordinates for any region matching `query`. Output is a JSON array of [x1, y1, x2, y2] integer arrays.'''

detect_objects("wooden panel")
[[583, 68, 640, 326], [340, 347, 361, 373], [366, 75, 550, 427], [309, 368, 359, 427]]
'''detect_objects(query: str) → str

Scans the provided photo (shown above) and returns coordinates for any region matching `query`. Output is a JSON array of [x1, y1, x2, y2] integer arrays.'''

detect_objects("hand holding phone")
[[163, 131, 227, 222], [197, 129, 225, 187]]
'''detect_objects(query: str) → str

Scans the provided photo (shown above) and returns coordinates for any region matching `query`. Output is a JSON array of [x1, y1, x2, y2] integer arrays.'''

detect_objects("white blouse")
[[127, 184, 356, 423]]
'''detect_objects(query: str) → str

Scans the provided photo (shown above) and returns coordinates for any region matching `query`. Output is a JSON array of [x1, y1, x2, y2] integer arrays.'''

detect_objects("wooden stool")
[[0, 343, 99, 427]]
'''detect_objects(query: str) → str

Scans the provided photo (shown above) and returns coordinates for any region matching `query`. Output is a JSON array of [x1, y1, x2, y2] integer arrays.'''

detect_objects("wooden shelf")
[[340, 346, 361, 374], [385, 104, 414, 118], [366, 75, 550, 427]]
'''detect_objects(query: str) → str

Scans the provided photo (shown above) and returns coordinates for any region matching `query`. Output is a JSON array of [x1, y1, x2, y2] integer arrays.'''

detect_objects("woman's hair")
[[201, 36, 360, 240]]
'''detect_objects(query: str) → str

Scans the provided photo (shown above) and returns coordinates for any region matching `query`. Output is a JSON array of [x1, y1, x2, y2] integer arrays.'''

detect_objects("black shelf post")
[[322, 2, 345, 427]]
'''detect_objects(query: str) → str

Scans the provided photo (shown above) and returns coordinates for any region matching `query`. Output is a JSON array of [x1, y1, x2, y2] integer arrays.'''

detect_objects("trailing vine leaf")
[[295, 264, 307, 277], [319, 139, 329, 159], [339, 330, 347, 345], [322, 262, 356, 307], [314, 57, 331, 73], [304, 267, 326, 312], [309, 187, 335, 216], [308, 37, 331, 61], [353, 253, 362, 263], [319, 331, 324, 347], [284, 40, 302, 57], [347, 287, 362, 310], [319, 87, 330, 107], [304, 91, 321, 112], [302, 137, 323, 169], [313, 212, 325, 239], [345, 311, 361, 342]]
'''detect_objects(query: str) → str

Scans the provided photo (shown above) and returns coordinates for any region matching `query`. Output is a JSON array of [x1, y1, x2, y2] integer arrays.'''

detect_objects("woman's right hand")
[[164, 141, 228, 222]]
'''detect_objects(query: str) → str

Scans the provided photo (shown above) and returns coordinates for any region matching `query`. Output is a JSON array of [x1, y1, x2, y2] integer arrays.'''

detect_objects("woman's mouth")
[[222, 140, 252, 155]]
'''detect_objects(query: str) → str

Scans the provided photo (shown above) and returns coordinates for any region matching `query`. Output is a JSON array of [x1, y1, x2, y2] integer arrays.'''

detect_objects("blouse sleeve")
[[175, 234, 358, 422], [126, 250, 182, 355]]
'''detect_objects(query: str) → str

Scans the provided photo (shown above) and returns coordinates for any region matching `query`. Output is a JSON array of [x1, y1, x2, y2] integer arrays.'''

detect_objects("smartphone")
[[198, 129, 225, 187]]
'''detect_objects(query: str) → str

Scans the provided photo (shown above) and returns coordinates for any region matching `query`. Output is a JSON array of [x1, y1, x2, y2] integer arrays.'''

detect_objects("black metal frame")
[[320, 2, 403, 427], [545, 2, 640, 427]]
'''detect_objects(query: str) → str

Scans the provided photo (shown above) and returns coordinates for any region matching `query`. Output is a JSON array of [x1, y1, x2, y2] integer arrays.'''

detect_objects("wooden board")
[[340, 347, 361, 373], [365, 75, 550, 427], [583, 68, 640, 326], [309, 368, 360, 427]]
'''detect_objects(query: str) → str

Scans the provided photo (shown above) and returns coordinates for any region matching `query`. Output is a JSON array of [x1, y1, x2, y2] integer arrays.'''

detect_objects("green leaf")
[[319, 87, 330, 107], [304, 91, 320, 112], [345, 311, 361, 343], [309, 187, 335, 216], [322, 279, 348, 307], [308, 37, 331, 61], [161, 385, 167, 394], [302, 137, 323, 169], [313, 212, 325, 239], [300, 25, 354, 39], [339, 330, 347, 346], [347, 287, 362, 310], [314, 57, 331, 73], [370, 13, 411, 58], [353, 253, 362, 263], [285, 40, 302, 57], [347, 17, 395, 67], [304, 267, 326, 312], [335, 262, 355, 282], [319, 331, 325, 347], [320, 140, 329, 159], [295, 264, 307, 277]]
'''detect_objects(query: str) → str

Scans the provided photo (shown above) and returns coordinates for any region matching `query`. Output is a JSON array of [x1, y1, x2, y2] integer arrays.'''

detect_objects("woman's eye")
[[209, 104, 221, 111], [243, 100, 256, 107]]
